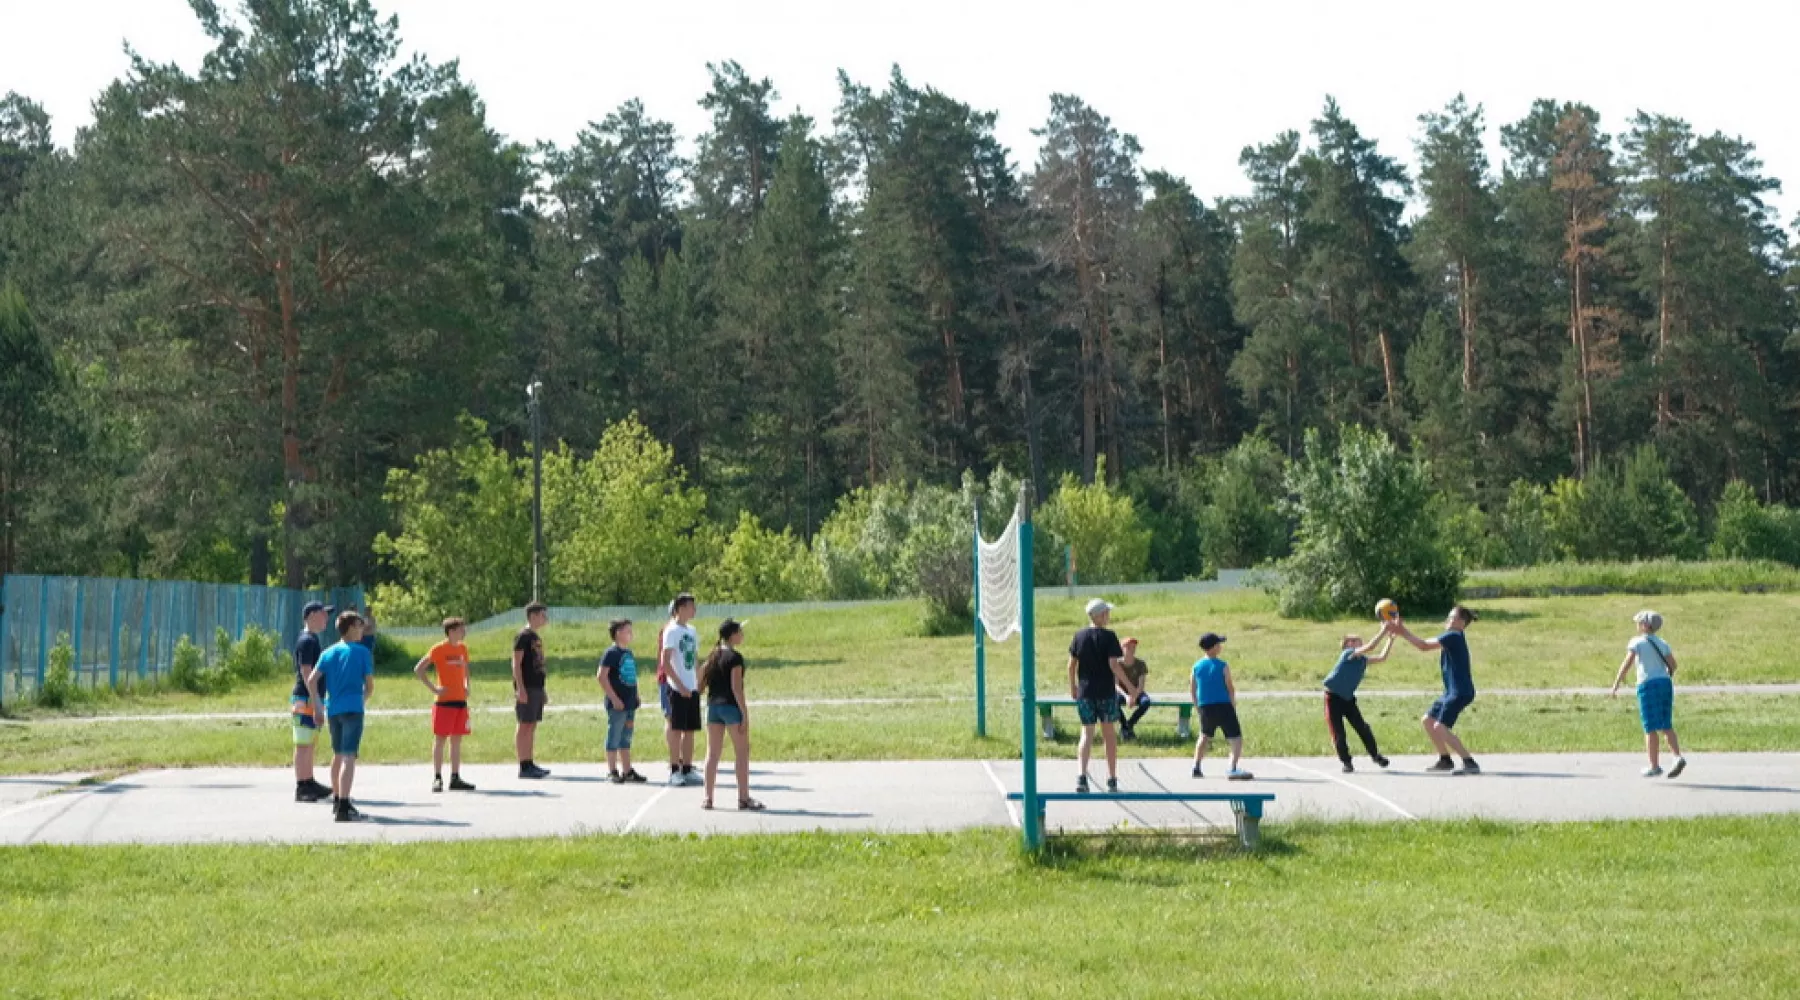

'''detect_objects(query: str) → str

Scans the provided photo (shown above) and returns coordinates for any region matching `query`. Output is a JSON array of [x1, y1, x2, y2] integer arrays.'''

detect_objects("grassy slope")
[[4, 589, 1796, 774], [3, 818, 1797, 999]]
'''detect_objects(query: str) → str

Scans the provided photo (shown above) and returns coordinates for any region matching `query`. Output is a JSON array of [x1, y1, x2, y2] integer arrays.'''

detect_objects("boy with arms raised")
[[513, 602, 551, 779], [659, 594, 703, 786], [1322, 631, 1394, 773], [598, 618, 647, 783], [1390, 606, 1481, 775], [414, 617, 476, 793], [305, 611, 375, 822], [1190, 632, 1253, 780], [289, 601, 332, 803], [1067, 598, 1138, 793]]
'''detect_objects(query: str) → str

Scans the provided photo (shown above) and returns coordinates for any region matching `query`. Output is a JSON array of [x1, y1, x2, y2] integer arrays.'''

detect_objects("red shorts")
[[432, 703, 471, 737]]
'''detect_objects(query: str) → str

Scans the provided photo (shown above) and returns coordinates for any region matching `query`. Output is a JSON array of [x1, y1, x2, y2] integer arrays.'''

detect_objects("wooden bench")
[[1035, 697, 1192, 739], [1007, 791, 1275, 849]]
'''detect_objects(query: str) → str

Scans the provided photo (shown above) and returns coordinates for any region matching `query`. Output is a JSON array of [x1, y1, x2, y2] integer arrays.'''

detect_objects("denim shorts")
[[707, 702, 744, 727], [605, 705, 636, 751], [328, 712, 365, 757]]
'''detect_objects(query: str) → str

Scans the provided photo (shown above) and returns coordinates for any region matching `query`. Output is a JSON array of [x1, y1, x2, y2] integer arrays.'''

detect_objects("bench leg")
[[1040, 706, 1056, 740], [1230, 799, 1262, 850], [1177, 705, 1192, 739]]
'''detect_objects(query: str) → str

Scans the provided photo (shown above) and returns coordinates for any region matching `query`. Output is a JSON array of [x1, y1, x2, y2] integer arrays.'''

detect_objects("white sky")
[[5, 0, 1797, 225]]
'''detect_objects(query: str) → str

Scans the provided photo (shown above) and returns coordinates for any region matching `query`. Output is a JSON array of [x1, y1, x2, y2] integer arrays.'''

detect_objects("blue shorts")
[[1637, 677, 1674, 733], [1427, 694, 1473, 729], [708, 703, 744, 727], [605, 705, 636, 752], [659, 680, 671, 717], [328, 712, 365, 757]]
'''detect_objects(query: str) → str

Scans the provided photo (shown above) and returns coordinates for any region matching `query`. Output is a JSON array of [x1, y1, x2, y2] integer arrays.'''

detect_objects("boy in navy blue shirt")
[[306, 611, 376, 821], [1190, 633, 1252, 780], [1391, 607, 1481, 774], [1322, 632, 1394, 773]]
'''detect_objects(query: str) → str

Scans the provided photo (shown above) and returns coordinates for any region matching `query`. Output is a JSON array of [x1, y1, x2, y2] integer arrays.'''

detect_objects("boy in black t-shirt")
[[289, 602, 332, 803], [512, 602, 551, 779], [597, 618, 645, 783], [1066, 599, 1139, 794]]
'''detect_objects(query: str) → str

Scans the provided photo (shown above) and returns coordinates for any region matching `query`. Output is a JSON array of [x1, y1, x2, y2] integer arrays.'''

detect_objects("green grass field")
[[4, 818, 1797, 998], [3, 589, 1797, 775]]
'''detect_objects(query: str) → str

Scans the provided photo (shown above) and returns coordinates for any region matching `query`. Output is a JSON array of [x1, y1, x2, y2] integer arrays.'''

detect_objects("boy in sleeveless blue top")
[[1190, 633, 1252, 781], [1390, 606, 1481, 775], [1610, 610, 1687, 778]]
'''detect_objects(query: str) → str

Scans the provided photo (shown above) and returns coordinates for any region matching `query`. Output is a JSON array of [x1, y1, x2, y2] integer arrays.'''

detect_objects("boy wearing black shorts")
[[1391, 607, 1481, 775], [659, 594, 703, 786], [512, 602, 550, 779], [1190, 632, 1252, 780]]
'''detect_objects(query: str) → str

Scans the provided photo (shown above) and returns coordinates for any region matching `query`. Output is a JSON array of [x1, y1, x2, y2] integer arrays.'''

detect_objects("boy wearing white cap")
[[1610, 610, 1687, 778], [1067, 598, 1139, 793]]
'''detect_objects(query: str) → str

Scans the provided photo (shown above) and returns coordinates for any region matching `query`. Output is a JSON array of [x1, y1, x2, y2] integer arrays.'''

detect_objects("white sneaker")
[[667, 771, 684, 787], [1641, 765, 1664, 777], [682, 770, 704, 786]]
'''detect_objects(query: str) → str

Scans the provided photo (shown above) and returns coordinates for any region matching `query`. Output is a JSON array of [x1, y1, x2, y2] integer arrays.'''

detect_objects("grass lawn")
[[3, 817, 1797, 998]]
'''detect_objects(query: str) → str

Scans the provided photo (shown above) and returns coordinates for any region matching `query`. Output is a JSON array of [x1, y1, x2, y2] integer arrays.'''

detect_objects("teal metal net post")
[[0, 575, 10, 710], [1019, 492, 1042, 852], [972, 504, 986, 738]]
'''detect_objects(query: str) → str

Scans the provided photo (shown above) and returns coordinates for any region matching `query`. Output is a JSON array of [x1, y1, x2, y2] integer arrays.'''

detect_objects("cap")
[[302, 601, 325, 617], [1198, 632, 1226, 650], [1084, 598, 1112, 618], [719, 618, 745, 640], [1121, 636, 1139, 646]]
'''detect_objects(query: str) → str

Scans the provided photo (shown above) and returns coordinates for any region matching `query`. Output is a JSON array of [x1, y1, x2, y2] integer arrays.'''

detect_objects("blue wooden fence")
[[0, 575, 363, 708]]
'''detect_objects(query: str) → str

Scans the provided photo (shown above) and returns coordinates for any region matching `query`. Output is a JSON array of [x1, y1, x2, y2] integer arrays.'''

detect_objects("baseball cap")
[[1084, 598, 1112, 618], [301, 601, 325, 617], [1122, 636, 1139, 646], [1198, 632, 1226, 650]]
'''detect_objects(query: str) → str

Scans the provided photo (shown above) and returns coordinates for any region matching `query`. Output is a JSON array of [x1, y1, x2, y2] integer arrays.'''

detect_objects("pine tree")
[[1550, 106, 1620, 478], [1414, 95, 1497, 396]]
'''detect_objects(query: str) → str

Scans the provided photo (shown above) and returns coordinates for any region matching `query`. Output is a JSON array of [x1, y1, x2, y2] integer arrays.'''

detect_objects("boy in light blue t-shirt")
[[305, 611, 375, 823], [1190, 632, 1252, 781], [1610, 610, 1687, 778]]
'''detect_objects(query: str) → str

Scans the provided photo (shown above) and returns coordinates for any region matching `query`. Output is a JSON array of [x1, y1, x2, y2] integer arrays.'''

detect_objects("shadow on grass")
[[1028, 829, 1301, 875]]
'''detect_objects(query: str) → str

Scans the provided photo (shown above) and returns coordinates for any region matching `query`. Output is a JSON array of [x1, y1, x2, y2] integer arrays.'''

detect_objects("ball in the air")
[[1375, 598, 1400, 623]]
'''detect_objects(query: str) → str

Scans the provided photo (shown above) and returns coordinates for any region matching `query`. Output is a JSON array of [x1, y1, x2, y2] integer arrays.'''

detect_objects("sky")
[[4, 0, 1797, 224]]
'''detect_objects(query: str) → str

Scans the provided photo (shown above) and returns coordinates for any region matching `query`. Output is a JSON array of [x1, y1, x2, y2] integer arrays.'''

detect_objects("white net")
[[976, 502, 1023, 642]]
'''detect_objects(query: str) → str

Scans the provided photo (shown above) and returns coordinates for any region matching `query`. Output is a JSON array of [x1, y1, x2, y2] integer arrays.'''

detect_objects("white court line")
[[980, 761, 1021, 829], [1271, 759, 1417, 820], [1134, 761, 1215, 827], [622, 786, 673, 834]]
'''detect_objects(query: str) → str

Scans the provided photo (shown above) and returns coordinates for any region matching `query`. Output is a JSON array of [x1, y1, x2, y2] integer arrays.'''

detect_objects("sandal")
[[738, 798, 765, 811]]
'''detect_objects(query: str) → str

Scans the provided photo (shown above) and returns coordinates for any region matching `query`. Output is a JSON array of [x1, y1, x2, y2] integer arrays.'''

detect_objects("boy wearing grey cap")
[[1067, 598, 1138, 794]]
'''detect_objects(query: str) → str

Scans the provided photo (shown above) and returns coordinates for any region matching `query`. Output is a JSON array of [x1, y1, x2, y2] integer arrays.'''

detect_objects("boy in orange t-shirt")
[[415, 617, 476, 793]]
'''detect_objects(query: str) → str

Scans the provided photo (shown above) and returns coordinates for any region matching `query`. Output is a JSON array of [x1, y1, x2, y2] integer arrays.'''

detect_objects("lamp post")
[[526, 380, 544, 604]]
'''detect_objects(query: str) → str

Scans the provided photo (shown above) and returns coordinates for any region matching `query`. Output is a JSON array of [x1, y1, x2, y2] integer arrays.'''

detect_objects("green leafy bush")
[[37, 634, 79, 709], [1197, 437, 1291, 573], [1037, 458, 1152, 585], [702, 511, 826, 602], [1710, 481, 1800, 565], [168, 636, 213, 694], [216, 625, 285, 684], [1276, 425, 1461, 618], [1546, 446, 1700, 562]]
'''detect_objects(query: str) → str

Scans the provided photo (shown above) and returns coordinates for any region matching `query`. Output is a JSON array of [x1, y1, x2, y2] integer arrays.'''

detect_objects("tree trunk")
[[1156, 300, 1172, 471], [277, 246, 307, 591], [1376, 327, 1400, 420], [1459, 256, 1477, 393], [1655, 230, 1673, 428]]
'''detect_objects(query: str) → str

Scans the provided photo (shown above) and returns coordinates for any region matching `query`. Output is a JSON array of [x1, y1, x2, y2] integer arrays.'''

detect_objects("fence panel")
[[0, 574, 364, 708]]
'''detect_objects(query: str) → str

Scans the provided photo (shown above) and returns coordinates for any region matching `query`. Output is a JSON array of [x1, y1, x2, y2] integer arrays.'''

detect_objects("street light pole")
[[526, 380, 544, 604]]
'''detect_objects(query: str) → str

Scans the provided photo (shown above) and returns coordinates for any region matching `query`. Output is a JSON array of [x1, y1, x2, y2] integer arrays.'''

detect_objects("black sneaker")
[[1106, 777, 1119, 792], [609, 771, 625, 784], [1075, 774, 1090, 794], [1341, 762, 1355, 773], [1120, 728, 1136, 743], [1372, 755, 1391, 769], [621, 769, 647, 784], [1191, 766, 1204, 779], [296, 783, 330, 803], [432, 776, 444, 794], [1426, 757, 1456, 772], [449, 775, 476, 791], [520, 764, 549, 779], [1454, 759, 1481, 776], [335, 802, 365, 823]]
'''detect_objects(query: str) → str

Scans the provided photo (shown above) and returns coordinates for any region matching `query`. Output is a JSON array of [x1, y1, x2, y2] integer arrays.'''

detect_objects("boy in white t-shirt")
[[1609, 609, 1687, 778], [659, 593, 703, 786]]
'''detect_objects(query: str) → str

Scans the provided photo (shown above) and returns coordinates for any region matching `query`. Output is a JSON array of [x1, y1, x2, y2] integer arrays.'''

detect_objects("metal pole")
[[0, 575, 10, 711], [109, 583, 121, 690], [1019, 486, 1042, 852], [972, 503, 986, 738], [36, 576, 49, 688], [528, 380, 545, 605]]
